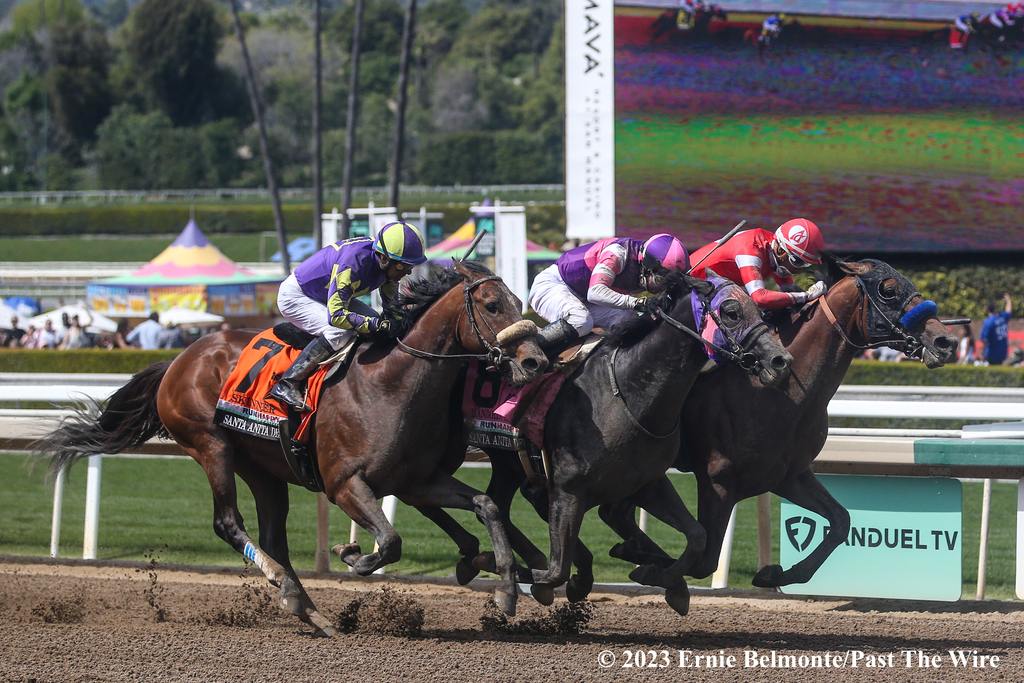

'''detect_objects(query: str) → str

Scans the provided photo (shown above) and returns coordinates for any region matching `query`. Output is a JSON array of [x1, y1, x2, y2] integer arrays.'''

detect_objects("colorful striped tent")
[[87, 220, 281, 318]]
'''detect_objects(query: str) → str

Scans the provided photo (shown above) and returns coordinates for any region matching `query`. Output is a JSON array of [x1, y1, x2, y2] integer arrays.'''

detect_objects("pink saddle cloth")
[[462, 362, 569, 451]]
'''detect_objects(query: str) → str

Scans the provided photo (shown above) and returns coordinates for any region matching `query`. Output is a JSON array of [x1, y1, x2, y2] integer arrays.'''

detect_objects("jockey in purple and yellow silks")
[[270, 221, 427, 411], [528, 234, 690, 352]]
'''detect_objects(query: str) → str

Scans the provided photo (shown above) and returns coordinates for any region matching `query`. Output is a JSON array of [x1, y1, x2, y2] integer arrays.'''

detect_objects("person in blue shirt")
[[269, 221, 427, 411], [980, 293, 1012, 365], [127, 312, 164, 350]]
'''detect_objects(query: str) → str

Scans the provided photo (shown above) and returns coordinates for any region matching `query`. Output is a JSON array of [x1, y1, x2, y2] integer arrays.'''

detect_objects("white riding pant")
[[277, 274, 377, 350], [527, 264, 634, 335]]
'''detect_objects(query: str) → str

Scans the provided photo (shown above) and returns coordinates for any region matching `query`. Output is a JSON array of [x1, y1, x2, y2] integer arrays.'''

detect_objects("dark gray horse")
[[519, 272, 792, 614]]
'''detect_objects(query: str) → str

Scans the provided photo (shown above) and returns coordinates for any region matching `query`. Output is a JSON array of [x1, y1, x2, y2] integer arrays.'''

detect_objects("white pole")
[[1017, 478, 1024, 600], [638, 508, 649, 534], [711, 506, 738, 589], [977, 479, 992, 600], [82, 455, 102, 560], [49, 465, 67, 558], [373, 495, 399, 575], [756, 493, 772, 571]]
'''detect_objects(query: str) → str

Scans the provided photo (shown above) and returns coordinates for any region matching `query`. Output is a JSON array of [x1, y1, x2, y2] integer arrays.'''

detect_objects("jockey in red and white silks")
[[529, 234, 689, 350], [689, 218, 827, 311]]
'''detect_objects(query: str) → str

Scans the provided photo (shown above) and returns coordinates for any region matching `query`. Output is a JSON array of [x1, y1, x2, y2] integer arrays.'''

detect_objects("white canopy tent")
[[159, 307, 224, 327]]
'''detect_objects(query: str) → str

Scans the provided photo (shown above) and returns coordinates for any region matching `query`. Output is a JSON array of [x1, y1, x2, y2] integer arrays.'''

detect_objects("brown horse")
[[598, 257, 959, 592], [36, 262, 547, 636]]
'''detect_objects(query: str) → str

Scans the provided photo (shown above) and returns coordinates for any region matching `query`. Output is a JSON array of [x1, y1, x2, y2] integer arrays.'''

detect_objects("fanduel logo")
[[785, 516, 817, 552]]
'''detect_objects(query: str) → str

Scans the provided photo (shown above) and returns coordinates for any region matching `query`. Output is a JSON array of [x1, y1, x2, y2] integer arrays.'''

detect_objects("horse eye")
[[877, 281, 897, 300], [484, 301, 499, 314], [720, 299, 741, 323]]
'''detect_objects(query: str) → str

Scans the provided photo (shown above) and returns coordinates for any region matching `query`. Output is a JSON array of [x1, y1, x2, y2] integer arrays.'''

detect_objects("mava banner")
[[780, 475, 961, 601]]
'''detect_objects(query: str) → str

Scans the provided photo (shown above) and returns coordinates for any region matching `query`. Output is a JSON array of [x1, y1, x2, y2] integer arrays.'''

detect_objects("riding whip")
[[460, 229, 488, 261], [687, 219, 746, 274]]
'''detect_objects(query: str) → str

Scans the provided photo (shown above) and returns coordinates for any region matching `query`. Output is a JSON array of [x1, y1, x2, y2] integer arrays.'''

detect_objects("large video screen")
[[612, 5, 1024, 254]]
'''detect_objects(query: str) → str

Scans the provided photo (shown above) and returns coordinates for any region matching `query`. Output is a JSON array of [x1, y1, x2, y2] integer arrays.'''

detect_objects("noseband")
[[395, 274, 530, 370]]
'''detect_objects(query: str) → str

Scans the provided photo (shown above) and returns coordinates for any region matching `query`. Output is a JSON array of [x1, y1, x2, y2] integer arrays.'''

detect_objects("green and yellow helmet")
[[373, 221, 428, 265]]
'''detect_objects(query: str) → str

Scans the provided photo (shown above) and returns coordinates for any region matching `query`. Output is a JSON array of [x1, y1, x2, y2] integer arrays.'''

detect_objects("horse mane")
[[605, 270, 703, 348], [394, 260, 492, 320]]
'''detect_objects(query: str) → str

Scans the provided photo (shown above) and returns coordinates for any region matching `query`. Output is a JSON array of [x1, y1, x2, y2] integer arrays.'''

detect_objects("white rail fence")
[[2, 374, 1022, 591]]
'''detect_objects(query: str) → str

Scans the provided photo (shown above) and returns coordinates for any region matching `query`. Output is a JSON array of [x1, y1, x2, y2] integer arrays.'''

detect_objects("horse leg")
[[194, 441, 331, 635], [329, 473, 403, 576], [398, 474, 520, 616], [488, 453, 549, 577], [529, 487, 585, 607], [517, 479, 593, 603], [754, 469, 850, 587], [239, 464, 336, 637], [685, 478, 737, 581], [414, 506, 485, 585]]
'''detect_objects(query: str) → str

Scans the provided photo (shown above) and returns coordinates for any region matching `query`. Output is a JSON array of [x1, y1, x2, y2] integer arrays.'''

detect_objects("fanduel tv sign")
[[780, 475, 962, 601]]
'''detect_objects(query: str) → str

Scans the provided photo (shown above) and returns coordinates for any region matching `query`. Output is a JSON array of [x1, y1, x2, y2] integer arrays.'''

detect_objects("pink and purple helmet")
[[640, 233, 690, 272]]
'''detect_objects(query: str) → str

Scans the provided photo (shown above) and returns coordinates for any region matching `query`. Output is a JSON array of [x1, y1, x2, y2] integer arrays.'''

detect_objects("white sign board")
[[565, 0, 615, 239], [493, 204, 528, 312]]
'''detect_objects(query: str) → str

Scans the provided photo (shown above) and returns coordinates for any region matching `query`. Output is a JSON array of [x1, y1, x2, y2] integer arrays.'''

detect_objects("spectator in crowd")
[[980, 293, 1012, 365], [877, 345, 905, 362], [1, 315, 25, 348], [158, 324, 184, 349], [126, 312, 164, 350], [957, 324, 976, 365], [60, 315, 88, 350], [37, 319, 60, 349], [110, 319, 131, 349], [19, 324, 38, 348]]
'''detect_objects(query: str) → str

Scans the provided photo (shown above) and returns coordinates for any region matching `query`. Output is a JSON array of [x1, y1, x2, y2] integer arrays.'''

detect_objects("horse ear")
[[682, 274, 714, 296], [704, 267, 720, 280]]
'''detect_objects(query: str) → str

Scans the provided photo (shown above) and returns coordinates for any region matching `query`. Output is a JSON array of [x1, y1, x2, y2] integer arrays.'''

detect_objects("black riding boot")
[[535, 319, 580, 358], [269, 334, 336, 411]]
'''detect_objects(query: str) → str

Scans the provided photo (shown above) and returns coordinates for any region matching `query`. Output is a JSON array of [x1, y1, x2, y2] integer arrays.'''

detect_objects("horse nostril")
[[771, 354, 789, 371], [522, 357, 541, 373]]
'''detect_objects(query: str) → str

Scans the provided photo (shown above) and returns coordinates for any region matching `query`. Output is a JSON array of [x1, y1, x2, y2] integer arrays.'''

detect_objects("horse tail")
[[34, 361, 173, 478]]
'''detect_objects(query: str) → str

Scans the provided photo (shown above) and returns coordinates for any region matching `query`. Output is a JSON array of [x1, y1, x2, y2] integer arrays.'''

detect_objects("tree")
[[124, 0, 228, 126], [11, 0, 85, 35], [47, 20, 113, 147]]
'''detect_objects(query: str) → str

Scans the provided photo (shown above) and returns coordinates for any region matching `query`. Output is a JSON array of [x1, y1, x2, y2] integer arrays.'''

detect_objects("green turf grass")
[[1, 453, 1017, 599], [0, 234, 266, 262]]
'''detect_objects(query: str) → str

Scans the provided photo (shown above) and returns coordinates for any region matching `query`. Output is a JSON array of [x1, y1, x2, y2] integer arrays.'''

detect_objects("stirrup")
[[270, 381, 309, 412]]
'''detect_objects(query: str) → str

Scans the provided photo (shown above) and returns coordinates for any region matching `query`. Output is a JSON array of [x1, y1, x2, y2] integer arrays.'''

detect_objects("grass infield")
[[1, 453, 1017, 600]]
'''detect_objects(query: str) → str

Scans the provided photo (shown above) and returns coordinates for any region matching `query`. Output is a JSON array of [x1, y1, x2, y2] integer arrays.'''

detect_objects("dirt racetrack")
[[1, 559, 1022, 682]]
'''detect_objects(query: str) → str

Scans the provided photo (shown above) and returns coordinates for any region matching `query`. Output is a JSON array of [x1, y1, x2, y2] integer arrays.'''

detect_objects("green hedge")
[[845, 360, 1024, 387], [0, 204, 315, 237], [1, 350, 1018, 388], [0, 349, 180, 373]]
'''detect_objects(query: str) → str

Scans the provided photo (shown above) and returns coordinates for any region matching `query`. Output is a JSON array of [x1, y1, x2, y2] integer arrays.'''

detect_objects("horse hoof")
[[455, 558, 480, 586], [471, 551, 497, 574], [665, 584, 690, 617], [314, 625, 338, 638], [752, 564, 785, 588], [628, 564, 664, 588], [565, 575, 593, 603], [494, 589, 518, 617], [332, 543, 361, 566], [530, 583, 555, 606]]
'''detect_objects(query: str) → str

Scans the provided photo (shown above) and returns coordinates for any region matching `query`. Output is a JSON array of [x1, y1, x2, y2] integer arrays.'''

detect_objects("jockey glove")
[[633, 297, 662, 316], [805, 281, 828, 301]]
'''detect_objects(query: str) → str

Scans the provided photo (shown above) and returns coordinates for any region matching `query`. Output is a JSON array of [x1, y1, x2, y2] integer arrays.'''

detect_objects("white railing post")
[[49, 465, 67, 558], [976, 478, 992, 600], [638, 508, 649, 534], [82, 455, 103, 560], [373, 496, 399, 575], [711, 506, 738, 589]]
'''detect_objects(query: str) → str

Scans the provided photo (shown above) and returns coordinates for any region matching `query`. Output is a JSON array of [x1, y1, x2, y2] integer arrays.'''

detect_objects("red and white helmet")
[[774, 218, 824, 267]]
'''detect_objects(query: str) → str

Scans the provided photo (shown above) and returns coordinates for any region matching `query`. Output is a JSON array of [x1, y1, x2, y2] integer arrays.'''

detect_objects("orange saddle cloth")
[[214, 328, 330, 443]]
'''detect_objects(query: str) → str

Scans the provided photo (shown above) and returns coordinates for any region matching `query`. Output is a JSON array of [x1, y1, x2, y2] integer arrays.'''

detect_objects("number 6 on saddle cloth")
[[214, 324, 357, 491]]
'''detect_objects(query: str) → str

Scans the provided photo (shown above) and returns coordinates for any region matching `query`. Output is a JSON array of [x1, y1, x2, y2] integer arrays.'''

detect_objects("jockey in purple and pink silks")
[[269, 221, 427, 411], [528, 234, 690, 352]]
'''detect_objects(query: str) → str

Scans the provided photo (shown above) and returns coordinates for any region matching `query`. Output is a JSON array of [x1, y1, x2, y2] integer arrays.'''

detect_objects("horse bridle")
[[817, 271, 937, 361], [658, 280, 772, 374], [394, 274, 514, 370]]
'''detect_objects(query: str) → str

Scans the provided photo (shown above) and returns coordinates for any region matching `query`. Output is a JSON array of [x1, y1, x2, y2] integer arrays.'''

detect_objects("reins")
[[394, 274, 511, 368]]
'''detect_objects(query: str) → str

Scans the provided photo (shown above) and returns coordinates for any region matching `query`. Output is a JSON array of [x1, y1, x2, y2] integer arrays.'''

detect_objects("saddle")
[[214, 324, 358, 492]]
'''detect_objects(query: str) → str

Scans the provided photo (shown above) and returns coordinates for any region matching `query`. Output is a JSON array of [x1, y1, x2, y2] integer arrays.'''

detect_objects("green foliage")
[[893, 262, 1024, 322], [844, 359, 1024, 387], [11, 0, 85, 34], [0, 349, 179, 373], [47, 20, 113, 145], [417, 130, 559, 185], [123, 0, 234, 126]]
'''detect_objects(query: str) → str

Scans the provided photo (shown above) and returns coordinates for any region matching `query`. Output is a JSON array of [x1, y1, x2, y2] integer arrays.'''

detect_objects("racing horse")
[[596, 257, 959, 593], [427, 271, 792, 614], [35, 261, 547, 636]]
